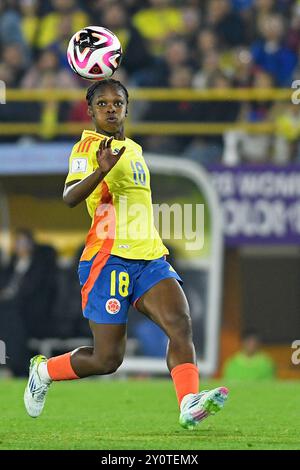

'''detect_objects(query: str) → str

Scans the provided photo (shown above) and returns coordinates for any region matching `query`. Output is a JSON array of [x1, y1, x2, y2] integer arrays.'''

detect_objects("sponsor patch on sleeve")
[[70, 158, 88, 174]]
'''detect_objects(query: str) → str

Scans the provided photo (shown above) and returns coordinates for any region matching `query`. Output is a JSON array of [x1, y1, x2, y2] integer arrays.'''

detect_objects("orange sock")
[[47, 352, 79, 381], [171, 363, 199, 407]]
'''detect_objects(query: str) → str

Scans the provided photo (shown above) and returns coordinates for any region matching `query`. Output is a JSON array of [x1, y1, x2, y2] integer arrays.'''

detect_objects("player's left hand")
[[96, 137, 125, 175]]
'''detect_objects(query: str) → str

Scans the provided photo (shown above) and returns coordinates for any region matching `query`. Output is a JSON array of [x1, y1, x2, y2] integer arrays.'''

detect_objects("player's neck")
[[95, 126, 126, 141]]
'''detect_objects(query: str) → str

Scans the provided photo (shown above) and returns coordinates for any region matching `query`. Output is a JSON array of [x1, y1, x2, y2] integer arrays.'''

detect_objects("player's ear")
[[87, 106, 94, 118], [125, 106, 128, 117]]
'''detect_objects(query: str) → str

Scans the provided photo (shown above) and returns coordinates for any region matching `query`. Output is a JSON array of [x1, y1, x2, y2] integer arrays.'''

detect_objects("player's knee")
[[103, 356, 123, 374], [165, 308, 193, 339], [92, 354, 123, 375], [176, 312, 193, 338]]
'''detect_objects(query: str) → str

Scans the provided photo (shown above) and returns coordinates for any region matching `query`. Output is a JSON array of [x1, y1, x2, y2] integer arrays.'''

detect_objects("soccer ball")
[[67, 26, 122, 81]]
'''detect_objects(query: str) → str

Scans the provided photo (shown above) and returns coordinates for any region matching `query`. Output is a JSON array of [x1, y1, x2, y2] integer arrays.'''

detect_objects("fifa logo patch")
[[71, 158, 87, 174], [105, 298, 121, 314]]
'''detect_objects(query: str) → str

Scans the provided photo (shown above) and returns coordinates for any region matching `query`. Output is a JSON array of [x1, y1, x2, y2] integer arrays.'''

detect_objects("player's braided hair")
[[86, 79, 129, 107]]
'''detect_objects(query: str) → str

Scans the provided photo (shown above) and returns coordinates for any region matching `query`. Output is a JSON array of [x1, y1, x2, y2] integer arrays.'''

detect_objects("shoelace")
[[32, 384, 48, 402], [184, 391, 208, 410]]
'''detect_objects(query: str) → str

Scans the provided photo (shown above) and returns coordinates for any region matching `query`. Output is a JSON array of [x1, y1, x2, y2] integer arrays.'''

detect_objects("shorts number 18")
[[110, 270, 130, 297]]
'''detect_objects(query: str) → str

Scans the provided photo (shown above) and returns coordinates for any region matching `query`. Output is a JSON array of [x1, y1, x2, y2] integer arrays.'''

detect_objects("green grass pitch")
[[0, 379, 299, 450]]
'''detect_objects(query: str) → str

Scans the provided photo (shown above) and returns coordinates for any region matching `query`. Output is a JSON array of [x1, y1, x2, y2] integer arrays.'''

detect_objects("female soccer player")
[[24, 79, 228, 429]]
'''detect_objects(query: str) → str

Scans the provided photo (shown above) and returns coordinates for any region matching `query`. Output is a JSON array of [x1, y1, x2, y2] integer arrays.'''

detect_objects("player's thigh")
[[89, 320, 127, 362], [136, 278, 191, 334]]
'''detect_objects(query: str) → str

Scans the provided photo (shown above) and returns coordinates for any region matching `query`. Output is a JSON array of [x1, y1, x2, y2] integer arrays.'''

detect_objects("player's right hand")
[[96, 137, 125, 175]]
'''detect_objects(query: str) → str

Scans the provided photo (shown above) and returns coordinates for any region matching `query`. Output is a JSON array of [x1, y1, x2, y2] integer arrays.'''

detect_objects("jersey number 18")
[[130, 161, 146, 186]]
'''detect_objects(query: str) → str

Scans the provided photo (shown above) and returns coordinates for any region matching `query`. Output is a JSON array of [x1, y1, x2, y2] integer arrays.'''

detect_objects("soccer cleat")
[[179, 387, 229, 430], [24, 355, 51, 418]]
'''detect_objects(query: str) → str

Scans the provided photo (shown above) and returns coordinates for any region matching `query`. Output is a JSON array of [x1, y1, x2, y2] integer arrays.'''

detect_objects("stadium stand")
[[1, 0, 300, 161]]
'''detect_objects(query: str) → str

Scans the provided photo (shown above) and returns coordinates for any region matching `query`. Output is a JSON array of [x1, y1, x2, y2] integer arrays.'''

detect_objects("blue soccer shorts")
[[78, 252, 182, 324]]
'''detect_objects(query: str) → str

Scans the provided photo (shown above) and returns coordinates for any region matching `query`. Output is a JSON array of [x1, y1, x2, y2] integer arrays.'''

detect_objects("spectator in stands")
[[206, 0, 247, 47], [195, 29, 251, 83], [239, 0, 293, 44], [181, 5, 202, 50], [286, 2, 300, 54], [0, 229, 58, 376], [223, 69, 274, 165], [186, 71, 240, 166], [231, 0, 254, 12], [22, 49, 79, 139], [22, 48, 77, 90], [196, 27, 219, 64], [45, 15, 76, 72], [273, 102, 300, 164], [0, 59, 40, 136], [239, 0, 277, 44], [1, 43, 29, 87], [0, 0, 29, 57], [206, 70, 241, 123], [142, 66, 198, 154], [136, 37, 191, 87], [1, 0, 300, 149], [251, 13, 297, 86], [251, 0, 277, 37], [232, 47, 254, 87], [0, 63, 15, 89], [193, 50, 220, 89], [133, 0, 184, 56], [36, 0, 88, 50], [231, 1, 255, 44], [20, 0, 40, 50], [223, 330, 275, 380], [101, 2, 153, 76], [0, 41, 38, 140], [255, 0, 275, 14]]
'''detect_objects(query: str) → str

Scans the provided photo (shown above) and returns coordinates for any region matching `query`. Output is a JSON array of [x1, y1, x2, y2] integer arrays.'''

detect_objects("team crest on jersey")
[[105, 298, 121, 314]]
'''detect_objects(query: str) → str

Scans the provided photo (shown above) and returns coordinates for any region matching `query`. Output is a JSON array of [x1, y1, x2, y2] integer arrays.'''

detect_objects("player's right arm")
[[63, 137, 125, 208], [63, 169, 104, 208]]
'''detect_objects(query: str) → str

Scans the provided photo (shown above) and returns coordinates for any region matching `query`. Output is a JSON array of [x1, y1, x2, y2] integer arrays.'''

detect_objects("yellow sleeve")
[[65, 140, 94, 185]]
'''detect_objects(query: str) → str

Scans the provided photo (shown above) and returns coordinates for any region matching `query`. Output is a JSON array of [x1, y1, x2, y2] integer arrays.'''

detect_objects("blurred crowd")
[[0, 229, 85, 376], [1, 0, 300, 163]]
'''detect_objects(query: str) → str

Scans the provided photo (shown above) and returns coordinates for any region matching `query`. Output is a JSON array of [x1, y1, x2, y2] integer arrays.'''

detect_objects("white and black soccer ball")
[[67, 26, 122, 81]]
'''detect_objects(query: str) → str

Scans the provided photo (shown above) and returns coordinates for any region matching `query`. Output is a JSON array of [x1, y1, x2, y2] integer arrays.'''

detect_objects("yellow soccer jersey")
[[65, 130, 169, 261]]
